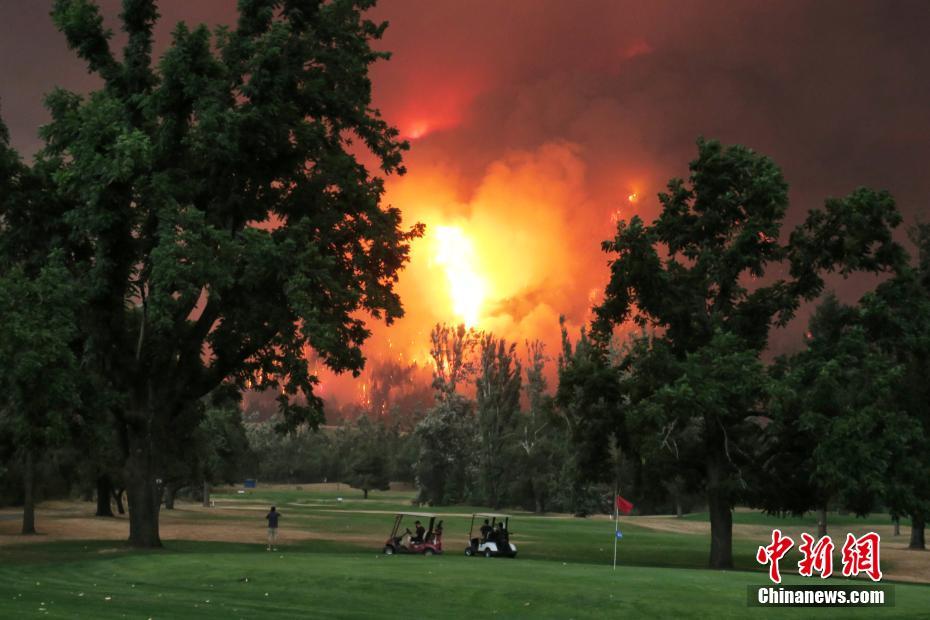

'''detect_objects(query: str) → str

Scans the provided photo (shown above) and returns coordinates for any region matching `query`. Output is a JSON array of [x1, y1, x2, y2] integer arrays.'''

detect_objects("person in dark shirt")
[[492, 522, 505, 545], [266, 506, 281, 551], [480, 519, 492, 542], [411, 520, 426, 544]]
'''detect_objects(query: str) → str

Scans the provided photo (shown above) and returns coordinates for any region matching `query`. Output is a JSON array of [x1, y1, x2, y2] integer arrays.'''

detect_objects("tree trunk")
[[676, 498, 683, 518], [22, 448, 36, 535], [126, 435, 162, 548], [363, 488, 369, 499], [707, 483, 733, 569], [910, 514, 926, 550], [706, 425, 733, 569], [112, 488, 126, 515], [816, 505, 828, 538], [96, 475, 114, 517], [202, 481, 211, 508], [894, 517, 900, 537], [164, 484, 176, 510]]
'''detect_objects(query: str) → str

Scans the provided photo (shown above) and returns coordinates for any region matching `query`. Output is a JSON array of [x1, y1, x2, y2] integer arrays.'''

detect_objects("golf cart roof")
[[474, 513, 510, 518], [395, 512, 437, 518]]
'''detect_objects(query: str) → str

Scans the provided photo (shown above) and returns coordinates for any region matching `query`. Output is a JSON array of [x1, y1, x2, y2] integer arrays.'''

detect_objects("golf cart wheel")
[[383, 545, 395, 555], [484, 549, 493, 558], [464, 547, 474, 557], [424, 548, 435, 556]]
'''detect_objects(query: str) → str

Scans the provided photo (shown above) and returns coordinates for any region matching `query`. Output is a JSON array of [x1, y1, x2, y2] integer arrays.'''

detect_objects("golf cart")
[[383, 512, 444, 555], [465, 513, 517, 558]]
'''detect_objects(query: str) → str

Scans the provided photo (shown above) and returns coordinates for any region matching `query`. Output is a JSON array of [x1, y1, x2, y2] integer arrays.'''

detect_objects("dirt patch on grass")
[[0, 502, 377, 548]]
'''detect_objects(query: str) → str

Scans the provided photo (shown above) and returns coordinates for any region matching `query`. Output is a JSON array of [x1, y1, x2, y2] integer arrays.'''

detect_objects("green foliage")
[[857, 224, 930, 535], [763, 295, 915, 520], [414, 394, 477, 505], [633, 330, 767, 508], [340, 416, 391, 498], [510, 340, 567, 513], [196, 401, 255, 487], [591, 138, 905, 567], [247, 424, 335, 483], [594, 138, 902, 353], [475, 334, 521, 508], [429, 323, 480, 398], [556, 319, 624, 485], [0, 257, 81, 448], [11, 0, 423, 543]]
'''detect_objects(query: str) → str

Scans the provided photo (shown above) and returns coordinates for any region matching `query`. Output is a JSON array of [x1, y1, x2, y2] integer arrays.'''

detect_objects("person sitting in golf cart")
[[480, 519, 492, 542], [410, 520, 426, 544], [399, 530, 412, 547], [494, 521, 508, 544]]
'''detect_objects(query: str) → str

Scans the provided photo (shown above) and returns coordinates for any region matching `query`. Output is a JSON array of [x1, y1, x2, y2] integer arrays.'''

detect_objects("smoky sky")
[[2, 0, 929, 392]]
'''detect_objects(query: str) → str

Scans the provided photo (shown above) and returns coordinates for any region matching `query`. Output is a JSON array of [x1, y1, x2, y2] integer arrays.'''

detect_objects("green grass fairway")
[[1, 543, 926, 619], [1, 486, 928, 618]]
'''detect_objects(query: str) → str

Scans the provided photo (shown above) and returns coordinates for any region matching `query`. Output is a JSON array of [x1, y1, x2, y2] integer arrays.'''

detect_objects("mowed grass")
[[1, 486, 928, 619]]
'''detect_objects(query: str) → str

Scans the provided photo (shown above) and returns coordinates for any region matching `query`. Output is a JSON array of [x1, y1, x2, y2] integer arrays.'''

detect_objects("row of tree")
[[562, 139, 929, 569], [351, 139, 928, 572], [1, 2, 927, 572]]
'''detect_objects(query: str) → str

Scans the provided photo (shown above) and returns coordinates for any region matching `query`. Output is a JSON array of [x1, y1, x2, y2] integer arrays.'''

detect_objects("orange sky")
[[3, 1, 930, 412]]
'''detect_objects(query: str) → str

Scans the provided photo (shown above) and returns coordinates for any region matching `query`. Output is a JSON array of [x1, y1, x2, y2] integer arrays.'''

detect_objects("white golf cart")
[[465, 513, 517, 558]]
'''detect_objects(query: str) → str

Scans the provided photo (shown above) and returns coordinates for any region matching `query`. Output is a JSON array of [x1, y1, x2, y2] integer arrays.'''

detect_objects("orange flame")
[[433, 225, 487, 327]]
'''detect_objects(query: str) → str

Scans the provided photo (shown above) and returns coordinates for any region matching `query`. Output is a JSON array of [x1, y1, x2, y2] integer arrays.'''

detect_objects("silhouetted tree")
[[592, 138, 904, 568], [342, 416, 391, 499], [475, 334, 521, 508], [35, 0, 420, 547]]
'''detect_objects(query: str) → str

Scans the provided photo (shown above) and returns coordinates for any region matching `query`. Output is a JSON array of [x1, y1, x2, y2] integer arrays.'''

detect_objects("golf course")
[[1, 484, 928, 619]]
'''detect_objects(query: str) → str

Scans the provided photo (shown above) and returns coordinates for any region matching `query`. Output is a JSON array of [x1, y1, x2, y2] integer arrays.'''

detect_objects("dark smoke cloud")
[[3, 1, 929, 405]]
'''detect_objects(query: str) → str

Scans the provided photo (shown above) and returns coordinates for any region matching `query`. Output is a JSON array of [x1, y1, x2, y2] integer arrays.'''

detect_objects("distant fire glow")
[[406, 121, 430, 139], [433, 225, 486, 327]]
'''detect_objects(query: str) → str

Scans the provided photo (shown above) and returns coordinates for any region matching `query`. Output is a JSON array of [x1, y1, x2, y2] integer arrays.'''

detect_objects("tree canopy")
[[7, 0, 422, 547]]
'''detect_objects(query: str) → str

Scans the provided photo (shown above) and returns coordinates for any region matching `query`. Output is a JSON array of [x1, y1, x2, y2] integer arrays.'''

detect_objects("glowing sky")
[[3, 1, 930, 407]]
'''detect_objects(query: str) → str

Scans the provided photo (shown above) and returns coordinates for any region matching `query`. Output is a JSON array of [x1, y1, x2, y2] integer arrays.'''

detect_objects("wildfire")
[[406, 121, 430, 140], [433, 225, 486, 327]]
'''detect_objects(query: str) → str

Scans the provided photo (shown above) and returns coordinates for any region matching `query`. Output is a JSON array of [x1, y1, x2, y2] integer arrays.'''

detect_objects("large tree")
[[37, 0, 420, 547], [591, 138, 904, 568], [761, 295, 915, 537], [0, 258, 81, 534], [641, 330, 768, 564], [514, 340, 565, 513], [0, 116, 84, 535], [342, 415, 390, 499], [475, 334, 521, 509], [859, 224, 930, 549]]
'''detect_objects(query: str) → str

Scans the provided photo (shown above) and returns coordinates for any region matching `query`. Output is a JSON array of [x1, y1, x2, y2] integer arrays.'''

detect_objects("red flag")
[[616, 495, 634, 515]]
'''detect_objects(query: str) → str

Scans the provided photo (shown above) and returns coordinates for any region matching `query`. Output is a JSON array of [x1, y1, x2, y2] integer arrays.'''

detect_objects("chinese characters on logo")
[[756, 530, 882, 583]]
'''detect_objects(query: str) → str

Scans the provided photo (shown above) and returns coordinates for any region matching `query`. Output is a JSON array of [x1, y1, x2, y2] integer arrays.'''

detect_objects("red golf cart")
[[383, 512, 444, 555]]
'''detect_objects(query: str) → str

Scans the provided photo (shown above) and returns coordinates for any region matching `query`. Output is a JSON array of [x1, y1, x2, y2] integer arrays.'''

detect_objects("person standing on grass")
[[266, 506, 281, 551]]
